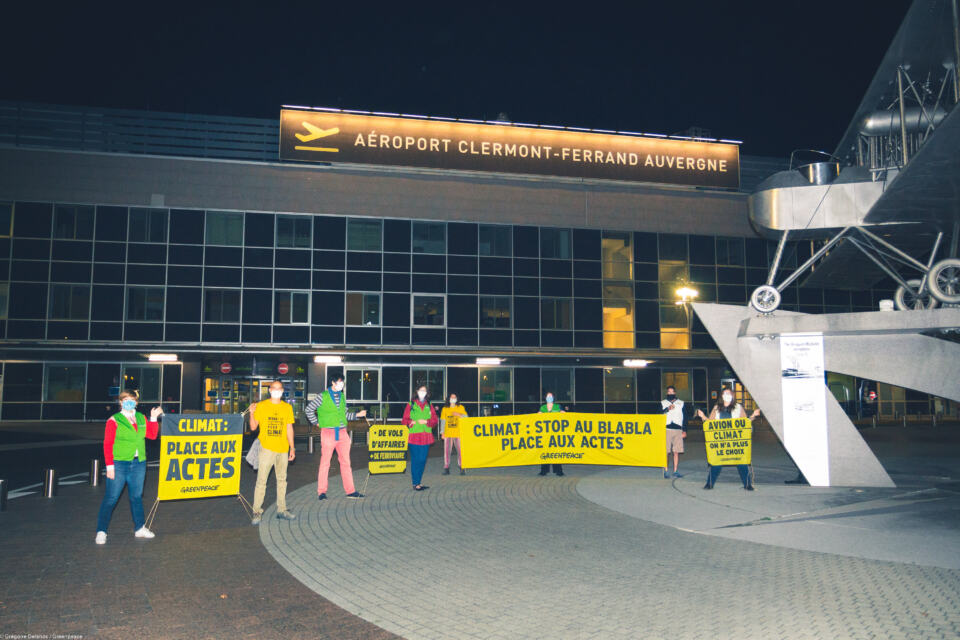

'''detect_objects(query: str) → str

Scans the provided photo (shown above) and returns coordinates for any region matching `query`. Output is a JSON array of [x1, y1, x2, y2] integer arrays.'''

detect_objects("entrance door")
[[203, 376, 253, 414]]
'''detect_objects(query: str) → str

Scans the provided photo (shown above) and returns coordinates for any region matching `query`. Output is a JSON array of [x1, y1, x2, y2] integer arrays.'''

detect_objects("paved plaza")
[[1, 425, 959, 639]]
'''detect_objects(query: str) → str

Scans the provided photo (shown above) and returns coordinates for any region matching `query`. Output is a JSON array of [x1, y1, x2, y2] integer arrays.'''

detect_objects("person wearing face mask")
[[661, 385, 687, 479], [697, 387, 761, 490], [538, 391, 565, 477], [402, 385, 438, 490], [305, 374, 367, 500], [440, 392, 468, 475], [95, 391, 163, 545], [248, 380, 298, 523]]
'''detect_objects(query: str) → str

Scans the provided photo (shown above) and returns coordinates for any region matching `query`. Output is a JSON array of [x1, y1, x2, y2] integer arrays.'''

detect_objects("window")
[[541, 368, 574, 403], [274, 291, 309, 324], [129, 208, 168, 243], [602, 284, 635, 348], [126, 287, 164, 321], [49, 284, 90, 320], [479, 367, 511, 401], [412, 221, 446, 254], [277, 215, 312, 248], [602, 231, 633, 280], [479, 225, 512, 257], [122, 365, 161, 402], [540, 228, 571, 259], [346, 292, 380, 326], [716, 237, 745, 266], [0, 283, 9, 319], [604, 368, 635, 402], [348, 219, 382, 251], [412, 368, 444, 400], [205, 211, 244, 246], [660, 303, 691, 350], [0, 203, 11, 237], [663, 371, 692, 402], [541, 298, 572, 330], [204, 289, 240, 322], [412, 294, 445, 327], [480, 296, 511, 328], [53, 205, 94, 239], [346, 368, 380, 401], [44, 364, 86, 401], [658, 260, 690, 301]]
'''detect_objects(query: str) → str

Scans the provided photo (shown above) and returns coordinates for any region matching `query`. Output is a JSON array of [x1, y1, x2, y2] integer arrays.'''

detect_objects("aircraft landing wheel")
[[894, 279, 939, 310], [750, 285, 781, 314], [927, 258, 960, 304]]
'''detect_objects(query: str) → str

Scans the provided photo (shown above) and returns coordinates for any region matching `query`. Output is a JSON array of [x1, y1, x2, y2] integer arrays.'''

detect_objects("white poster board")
[[779, 334, 830, 486]]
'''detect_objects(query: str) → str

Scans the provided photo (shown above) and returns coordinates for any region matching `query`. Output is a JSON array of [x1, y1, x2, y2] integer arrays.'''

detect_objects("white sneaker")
[[134, 526, 155, 539], [95, 531, 107, 545]]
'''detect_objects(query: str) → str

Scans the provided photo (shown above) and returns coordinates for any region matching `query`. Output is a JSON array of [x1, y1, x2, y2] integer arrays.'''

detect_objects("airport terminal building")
[[0, 100, 909, 423]]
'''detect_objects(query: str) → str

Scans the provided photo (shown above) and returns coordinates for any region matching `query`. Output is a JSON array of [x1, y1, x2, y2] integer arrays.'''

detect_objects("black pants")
[[540, 464, 563, 474]]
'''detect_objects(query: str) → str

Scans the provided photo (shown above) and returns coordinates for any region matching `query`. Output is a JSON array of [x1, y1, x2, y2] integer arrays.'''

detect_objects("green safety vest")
[[539, 404, 563, 413], [112, 412, 147, 461], [315, 390, 348, 428], [408, 402, 433, 434]]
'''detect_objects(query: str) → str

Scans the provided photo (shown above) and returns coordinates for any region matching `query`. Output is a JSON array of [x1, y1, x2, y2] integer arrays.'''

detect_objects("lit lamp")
[[673, 286, 699, 350], [675, 286, 699, 305]]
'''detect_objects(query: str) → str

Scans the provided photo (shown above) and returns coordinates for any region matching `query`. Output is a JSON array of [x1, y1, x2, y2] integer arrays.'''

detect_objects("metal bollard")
[[42, 468, 58, 498], [308, 436, 315, 454], [89, 459, 101, 487], [0, 478, 7, 511]]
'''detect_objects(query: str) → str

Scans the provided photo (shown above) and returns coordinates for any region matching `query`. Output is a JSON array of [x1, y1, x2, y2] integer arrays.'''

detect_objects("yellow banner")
[[459, 412, 666, 468], [368, 422, 408, 474], [703, 418, 753, 466], [158, 414, 243, 501]]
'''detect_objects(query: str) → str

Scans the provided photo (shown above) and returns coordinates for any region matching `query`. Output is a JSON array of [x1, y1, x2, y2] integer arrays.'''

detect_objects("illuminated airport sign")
[[280, 108, 740, 189]]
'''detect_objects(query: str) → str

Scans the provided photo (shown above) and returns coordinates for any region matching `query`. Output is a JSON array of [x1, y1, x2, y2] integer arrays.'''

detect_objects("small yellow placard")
[[368, 423, 408, 474], [702, 418, 752, 466]]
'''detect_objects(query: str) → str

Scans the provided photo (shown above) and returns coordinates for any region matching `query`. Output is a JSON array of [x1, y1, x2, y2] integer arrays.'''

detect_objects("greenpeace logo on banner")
[[158, 414, 243, 501], [459, 412, 666, 469]]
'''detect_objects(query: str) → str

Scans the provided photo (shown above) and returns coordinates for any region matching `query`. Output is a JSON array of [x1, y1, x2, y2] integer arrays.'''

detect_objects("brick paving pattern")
[[262, 458, 960, 640]]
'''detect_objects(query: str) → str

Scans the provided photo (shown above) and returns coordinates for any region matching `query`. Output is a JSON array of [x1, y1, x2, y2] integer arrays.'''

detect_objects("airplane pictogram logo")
[[293, 122, 340, 152]]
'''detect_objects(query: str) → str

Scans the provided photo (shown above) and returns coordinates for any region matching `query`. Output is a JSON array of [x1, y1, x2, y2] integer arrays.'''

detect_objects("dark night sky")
[[1, 2, 912, 157]]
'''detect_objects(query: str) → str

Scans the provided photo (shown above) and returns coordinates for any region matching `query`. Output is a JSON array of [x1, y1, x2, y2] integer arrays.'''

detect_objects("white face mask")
[[722, 394, 733, 404], [546, 396, 554, 404], [417, 391, 427, 401], [332, 382, 344, 392], [449, 397, 457, 406], [270, 389, 284, 400]]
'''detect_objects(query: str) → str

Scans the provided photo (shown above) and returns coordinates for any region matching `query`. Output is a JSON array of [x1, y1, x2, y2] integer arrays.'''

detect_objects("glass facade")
[[0, 199, 907, 420]]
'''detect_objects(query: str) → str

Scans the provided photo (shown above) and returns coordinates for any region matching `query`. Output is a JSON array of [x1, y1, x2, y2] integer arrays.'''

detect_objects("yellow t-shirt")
[[440, 405, 468, 438], [254, 400, 294, 453]]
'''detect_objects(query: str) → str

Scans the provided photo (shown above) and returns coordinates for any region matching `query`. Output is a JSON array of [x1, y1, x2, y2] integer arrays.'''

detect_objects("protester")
[[402, 384, 438, 491], [248, 381, 297, 523], [661, 385, 687, 478], [305, 374, 367, 500], [95, 391, 162, 545], [697, 387, 761, 490], [538, 391, 565, 477], [440, 392, 468, 476]]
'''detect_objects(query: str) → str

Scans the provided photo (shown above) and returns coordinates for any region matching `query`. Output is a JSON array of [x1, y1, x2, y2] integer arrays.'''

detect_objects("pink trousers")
[[317, 428, 356, 495], [443, 436, 461, 468]]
